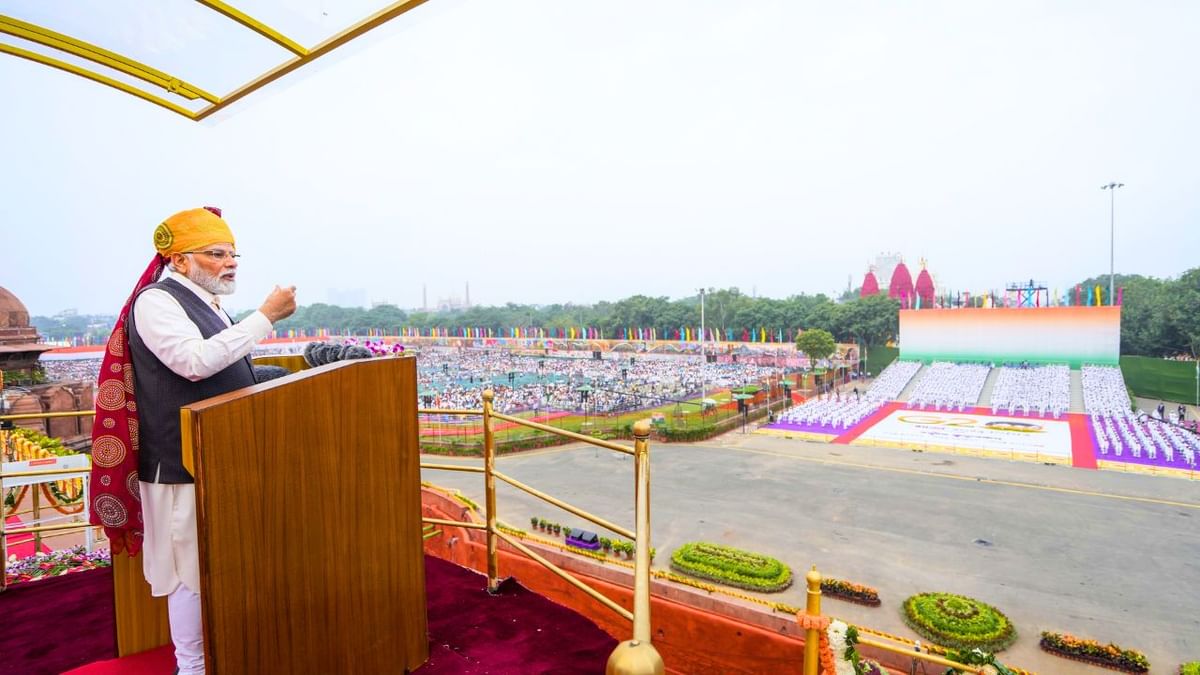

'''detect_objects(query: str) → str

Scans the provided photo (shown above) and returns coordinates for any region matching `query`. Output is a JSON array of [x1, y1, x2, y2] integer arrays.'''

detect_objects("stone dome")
[[915, 267, 935, 306], [860, 271, 880, 296], [0, 286, 31, 329], [888, 262, 914, 302]]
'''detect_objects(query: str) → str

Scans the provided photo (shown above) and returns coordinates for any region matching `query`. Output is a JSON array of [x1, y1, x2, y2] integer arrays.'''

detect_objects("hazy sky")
[[2, 1, 1198, 316]]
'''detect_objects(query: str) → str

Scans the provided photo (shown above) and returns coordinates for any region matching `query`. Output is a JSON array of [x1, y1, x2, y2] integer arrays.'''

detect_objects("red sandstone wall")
[[422, 488, 809, 674]]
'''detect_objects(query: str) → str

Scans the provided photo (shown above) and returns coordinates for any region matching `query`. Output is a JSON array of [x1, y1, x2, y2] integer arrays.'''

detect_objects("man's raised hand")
[[260, 285, 297, 323]]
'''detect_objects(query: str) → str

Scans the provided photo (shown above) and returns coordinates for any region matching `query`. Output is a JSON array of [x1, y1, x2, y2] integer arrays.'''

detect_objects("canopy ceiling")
[[0, 0, 429, 120]]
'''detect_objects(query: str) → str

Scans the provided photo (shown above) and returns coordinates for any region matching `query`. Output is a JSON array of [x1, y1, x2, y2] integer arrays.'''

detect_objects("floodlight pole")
[[1101, 182, 1124, 306], [698, 288, 706, 405]]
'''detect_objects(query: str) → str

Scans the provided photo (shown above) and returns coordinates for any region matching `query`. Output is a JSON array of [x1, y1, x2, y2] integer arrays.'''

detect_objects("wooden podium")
[[114, 357, 428, 673]]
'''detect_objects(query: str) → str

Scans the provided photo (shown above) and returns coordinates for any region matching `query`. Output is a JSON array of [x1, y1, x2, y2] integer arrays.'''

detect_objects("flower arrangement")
[[901, 592, 1016, 652], [821, 577, 881, 606], [343, 338, 405, 357], [5, 546, 111, 585], [530, 518, 655, 560], [1181, 662, 1200, 675], [943, 648, 1017, 675], [827, 620, 887, 675], [669, 542, 792, 592], [1039, 631, 1149, 673], [3, 428, 85, 508], [450, 491, 479, 511]]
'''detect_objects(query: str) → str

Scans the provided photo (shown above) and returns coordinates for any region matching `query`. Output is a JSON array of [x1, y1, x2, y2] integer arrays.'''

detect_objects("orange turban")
[[152, 207, 235, 256]]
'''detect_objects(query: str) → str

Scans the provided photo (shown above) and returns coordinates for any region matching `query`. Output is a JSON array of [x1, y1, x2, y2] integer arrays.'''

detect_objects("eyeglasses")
[[183, 250, 241, 261]]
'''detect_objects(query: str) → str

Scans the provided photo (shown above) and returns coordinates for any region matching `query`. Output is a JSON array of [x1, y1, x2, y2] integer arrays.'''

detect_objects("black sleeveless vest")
[[127, 277, 257, 484]]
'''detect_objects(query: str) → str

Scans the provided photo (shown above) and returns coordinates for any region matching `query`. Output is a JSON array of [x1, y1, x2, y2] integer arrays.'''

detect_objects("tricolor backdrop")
[[899, 307, 1120, 367]]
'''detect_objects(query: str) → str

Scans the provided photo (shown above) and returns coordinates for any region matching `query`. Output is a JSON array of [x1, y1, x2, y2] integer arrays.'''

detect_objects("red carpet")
[[1067, 412, 1098, 469], [0, 567, 115, 675], [4, 515, 52, 558], [61, 645, 173, 675], [12, 555, 614, 675], [832, 401, 902, 445], [417, 555, 616, 673]]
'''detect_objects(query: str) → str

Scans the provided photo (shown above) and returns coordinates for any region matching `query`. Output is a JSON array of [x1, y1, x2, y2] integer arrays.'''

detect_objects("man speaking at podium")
[[90, 207, 296, 674]]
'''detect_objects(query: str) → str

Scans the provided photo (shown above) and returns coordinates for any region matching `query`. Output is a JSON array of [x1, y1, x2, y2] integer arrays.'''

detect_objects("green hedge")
[[864, 346, 899, 377], [669, 542, 792, 592], [1180, 662, 1200, 675], [901, 593, 1016, 652], [1120, 355, 1198, 404]]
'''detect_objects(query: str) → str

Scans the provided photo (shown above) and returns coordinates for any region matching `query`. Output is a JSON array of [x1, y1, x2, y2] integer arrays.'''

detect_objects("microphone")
[[302, 341, 374, 367]]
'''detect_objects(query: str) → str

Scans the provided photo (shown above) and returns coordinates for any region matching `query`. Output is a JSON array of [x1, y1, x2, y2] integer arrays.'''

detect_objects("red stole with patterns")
[[88, 255, 165, 555]]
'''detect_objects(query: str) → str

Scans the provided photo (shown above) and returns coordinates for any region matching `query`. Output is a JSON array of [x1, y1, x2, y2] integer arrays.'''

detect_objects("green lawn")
[[421, 388, 748, 444], [1120, 355, 1199, 404]]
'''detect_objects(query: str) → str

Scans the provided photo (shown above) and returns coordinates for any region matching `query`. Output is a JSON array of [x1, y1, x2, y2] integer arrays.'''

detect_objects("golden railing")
[[2, 406, 1001, 674], [1, 410, 100, 591], [797, 568, 988, 674], [419, 389, 663, 674]]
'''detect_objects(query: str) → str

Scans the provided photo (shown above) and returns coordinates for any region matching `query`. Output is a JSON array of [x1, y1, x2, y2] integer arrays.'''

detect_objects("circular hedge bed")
[[669, 542, 792, 592], [901, 592, 1016, 652]]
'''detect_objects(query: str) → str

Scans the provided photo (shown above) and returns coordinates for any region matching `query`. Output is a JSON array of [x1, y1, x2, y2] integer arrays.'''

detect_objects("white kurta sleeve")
[[133, 289, 273, 382]]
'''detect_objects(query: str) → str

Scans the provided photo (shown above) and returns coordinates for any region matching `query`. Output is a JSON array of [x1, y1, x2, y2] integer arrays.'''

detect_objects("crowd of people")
[[989, 364, 1071, 418], [1081, 365, 1132, 414], [1091, 410, 1198, 467], [39, 357, 102, 383], [39, 345, 789, 417], [413, 348, 785, 414], [905, 362, 990, 411], [775, 360, 921, 430]]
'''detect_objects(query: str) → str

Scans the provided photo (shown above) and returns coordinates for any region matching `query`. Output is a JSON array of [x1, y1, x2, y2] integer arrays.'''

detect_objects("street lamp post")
[[698, 288, 706, 406], [1101, 182, 1124, 306]]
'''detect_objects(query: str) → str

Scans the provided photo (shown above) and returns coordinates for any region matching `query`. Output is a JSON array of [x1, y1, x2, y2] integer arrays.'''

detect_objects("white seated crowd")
[[39, 344, 790, 418], [1084, 365, 1198, 467], [413, 348, 785, 414], [776, 360, 921, 430], [1080, 365, 1131, 414], [989, 364, 1070, 418], [905, 362, 990, 411]]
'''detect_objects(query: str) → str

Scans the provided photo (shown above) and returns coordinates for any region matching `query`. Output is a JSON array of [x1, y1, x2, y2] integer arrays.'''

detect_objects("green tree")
[[1167, 268, 1200, 357], [796, 328, 836, 365]]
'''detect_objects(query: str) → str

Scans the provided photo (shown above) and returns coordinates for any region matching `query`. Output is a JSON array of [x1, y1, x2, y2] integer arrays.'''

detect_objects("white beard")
[[187, 265, 236, 295]]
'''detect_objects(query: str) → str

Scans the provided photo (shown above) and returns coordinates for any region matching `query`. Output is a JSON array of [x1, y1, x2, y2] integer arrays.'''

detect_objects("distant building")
[[873, 252, 902, 295], [0, 285, 52, 372], [860, 267, 880, 296], [437, 296, 468, 312], [0, 285, 93, 442], [857, 254, 937, 308]]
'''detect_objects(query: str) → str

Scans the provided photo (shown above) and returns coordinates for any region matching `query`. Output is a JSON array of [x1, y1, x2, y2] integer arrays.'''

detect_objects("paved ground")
[[422, 430, 1200, 674]]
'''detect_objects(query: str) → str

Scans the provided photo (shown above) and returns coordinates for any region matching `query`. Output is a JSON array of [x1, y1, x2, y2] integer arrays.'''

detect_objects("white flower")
[[826, 620, 856, 675]]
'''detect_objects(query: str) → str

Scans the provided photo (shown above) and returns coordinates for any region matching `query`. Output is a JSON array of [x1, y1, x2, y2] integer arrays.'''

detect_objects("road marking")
[[717, 444, 1200, 511]]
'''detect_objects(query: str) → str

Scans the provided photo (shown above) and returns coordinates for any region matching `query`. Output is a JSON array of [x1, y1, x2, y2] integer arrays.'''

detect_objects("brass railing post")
[[803, 566, 822, 675], [31, 481, 42, 552], [606, 419, 664, 675], [482, 389, 500, 593]]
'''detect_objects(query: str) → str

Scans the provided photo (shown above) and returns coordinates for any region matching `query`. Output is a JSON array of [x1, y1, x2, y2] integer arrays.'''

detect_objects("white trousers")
[[167, 585, 206, 674], [140, 481, 205, 673]]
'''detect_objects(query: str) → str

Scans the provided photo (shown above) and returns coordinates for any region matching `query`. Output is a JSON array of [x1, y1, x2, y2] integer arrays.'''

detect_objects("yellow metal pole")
[[803, 566, 822, 675], [31, 483, 42, 552], [482, 389, 500, 593], [606, 420, 664, 675], [632, 420, 653, 644]]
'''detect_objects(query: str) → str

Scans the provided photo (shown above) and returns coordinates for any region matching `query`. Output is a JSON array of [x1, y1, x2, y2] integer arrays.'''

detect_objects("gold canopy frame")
[[0, 0, 429, 121]]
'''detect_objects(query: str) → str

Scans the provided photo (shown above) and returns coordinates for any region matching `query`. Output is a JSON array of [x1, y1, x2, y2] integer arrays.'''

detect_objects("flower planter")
[[1039, 639, 1149, 673], [822, 586, 881, 607]]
